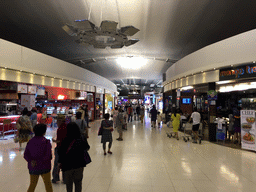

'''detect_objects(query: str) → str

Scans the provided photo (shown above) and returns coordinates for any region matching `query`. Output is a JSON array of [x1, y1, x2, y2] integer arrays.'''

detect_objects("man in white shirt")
[[189, 108, 201, 143]]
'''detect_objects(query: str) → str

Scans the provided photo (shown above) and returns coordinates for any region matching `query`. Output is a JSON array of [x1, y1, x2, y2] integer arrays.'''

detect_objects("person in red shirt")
[[127, 105, 133, 123], [51, 115, 67, 184]]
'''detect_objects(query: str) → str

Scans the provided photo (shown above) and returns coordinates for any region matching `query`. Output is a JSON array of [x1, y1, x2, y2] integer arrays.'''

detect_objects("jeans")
[[52, 147, 65, 182], [28, 172, 53, 192], [128, 114, 133, 122], [84, 116, 89, 127], [65, 167, 84, 192]]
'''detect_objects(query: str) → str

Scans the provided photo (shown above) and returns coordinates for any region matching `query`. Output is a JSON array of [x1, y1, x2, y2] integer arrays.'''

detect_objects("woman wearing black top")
[[101, 113, 113, 155], [58, 122, 90, 192]]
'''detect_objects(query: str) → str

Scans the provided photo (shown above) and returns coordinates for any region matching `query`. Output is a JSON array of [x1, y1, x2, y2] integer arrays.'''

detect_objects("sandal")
[[108, 151, 113, 154]]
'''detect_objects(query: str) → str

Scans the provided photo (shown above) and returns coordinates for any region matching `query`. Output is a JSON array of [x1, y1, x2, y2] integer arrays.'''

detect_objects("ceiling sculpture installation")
[[62, 20, 139, 49]]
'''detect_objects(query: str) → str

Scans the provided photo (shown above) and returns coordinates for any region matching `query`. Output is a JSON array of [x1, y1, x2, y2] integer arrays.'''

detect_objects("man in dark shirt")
[[52, 115, 67, 183], [136, 105, 141, 121], [150, 105, 157, 128]]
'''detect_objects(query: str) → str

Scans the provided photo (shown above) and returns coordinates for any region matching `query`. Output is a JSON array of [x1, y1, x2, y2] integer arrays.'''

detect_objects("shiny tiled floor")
[[1, 113, 256, 192]]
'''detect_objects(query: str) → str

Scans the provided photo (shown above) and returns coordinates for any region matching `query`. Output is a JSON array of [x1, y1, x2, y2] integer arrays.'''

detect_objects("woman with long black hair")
[[58, 122, 90, 192]]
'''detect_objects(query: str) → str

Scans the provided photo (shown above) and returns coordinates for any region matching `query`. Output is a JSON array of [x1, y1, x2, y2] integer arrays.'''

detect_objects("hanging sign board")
[[18, 84, 27, 93], [241, 110, 256, 151], [28, 86, 37, 94]]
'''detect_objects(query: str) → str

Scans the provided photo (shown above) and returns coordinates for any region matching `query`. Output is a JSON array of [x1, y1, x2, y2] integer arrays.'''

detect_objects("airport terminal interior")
[[1, 1, 256, 192], [2, 116, 256, 192]]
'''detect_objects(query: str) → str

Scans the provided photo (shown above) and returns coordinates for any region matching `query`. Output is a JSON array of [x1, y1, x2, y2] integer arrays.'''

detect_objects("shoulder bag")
[[66, 139, 92, 165]]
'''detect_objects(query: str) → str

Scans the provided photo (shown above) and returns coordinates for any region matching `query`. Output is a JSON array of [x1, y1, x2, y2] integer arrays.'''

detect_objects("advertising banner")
[[28, 86, 37, 94], [241, 110, 256, 151], [18, 84, 27, 93], [21, 95, 35, 111]]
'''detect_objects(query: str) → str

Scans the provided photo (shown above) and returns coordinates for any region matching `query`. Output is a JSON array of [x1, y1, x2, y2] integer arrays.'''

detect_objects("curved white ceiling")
[[1, 0, 256, 90]]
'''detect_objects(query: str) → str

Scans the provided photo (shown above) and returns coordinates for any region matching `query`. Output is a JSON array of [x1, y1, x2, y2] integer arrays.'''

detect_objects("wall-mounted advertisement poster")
[[241, 110, 256, 151]]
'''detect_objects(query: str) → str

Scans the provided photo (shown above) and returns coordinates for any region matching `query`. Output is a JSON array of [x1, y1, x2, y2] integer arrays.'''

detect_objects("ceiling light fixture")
[[117, 57, 147, 69], [62, 20, 139, 49]]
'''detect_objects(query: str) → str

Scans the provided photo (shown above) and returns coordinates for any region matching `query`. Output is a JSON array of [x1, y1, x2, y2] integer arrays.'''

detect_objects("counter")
[[0, 114, 42, 136]]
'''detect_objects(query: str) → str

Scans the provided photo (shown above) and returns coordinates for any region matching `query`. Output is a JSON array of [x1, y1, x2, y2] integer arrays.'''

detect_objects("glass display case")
[[0, 103, 17, 116]]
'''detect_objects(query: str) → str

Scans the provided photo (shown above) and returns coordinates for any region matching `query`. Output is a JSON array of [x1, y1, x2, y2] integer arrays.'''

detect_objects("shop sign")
[[128, 94, 143, 99], [216, 119, 226, 141], [220, 64, 256, 81], [57, 95, 66, 100], [241, 110, 256, 151], [207, 90, 217, 100]]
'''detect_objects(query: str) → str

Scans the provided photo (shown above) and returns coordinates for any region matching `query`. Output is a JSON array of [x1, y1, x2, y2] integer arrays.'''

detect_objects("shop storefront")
[[0, 79, 98, 136]]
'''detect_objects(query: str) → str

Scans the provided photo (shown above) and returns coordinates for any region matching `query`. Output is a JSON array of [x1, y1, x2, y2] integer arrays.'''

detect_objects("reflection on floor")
[[0, 114, 256, 192]]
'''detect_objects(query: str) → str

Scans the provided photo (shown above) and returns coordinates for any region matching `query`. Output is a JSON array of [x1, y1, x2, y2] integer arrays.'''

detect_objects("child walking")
[[157, 112, 162, 128]]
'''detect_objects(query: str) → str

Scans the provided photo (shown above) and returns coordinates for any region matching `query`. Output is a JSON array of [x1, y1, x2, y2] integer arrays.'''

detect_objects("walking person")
[[140, 105, 145, 123], [150, 105, 157, 128], [24, 124, 53, 192], [83, 104, 90, 128], [157, 111, 163, 128], [127, 105, 133, 122], [113, 107, 118, 128], [51, 115, 67, 184], [189, 108, 201, 143], [136, 105, 141, 121], [30, 108, 38, 128], [171, 109, 181, 140], [16, 108, 33, 150], [74, 111, 88, 139], [116, 108, 124, 141], [101, 113, 113, 155], [58, 122, 90, 192]]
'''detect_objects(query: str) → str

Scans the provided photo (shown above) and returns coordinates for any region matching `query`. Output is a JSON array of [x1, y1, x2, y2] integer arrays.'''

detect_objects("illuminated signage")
[[57, 95, 65, 100], [220, 64, 256, 81]]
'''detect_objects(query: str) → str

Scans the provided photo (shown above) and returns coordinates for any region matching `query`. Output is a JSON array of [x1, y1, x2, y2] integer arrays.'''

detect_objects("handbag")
[[98, 126, 103, 136], [84, 151, 91, 165], [67, 139, 91, 165]]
